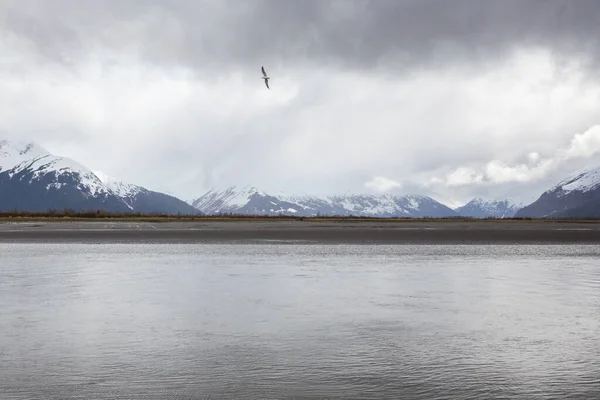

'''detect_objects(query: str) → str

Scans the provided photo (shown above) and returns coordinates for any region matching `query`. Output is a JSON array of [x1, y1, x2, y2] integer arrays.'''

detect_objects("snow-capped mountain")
[[454, 197, 523, 218], [93, 170, 142, 199], [1, 140, 111, 197], [191, 185, 268, 213], [190, 185, 460, 218], [515, 165, 600, 218], [0, 140, 199, 214], [92, 170, 201, 214]]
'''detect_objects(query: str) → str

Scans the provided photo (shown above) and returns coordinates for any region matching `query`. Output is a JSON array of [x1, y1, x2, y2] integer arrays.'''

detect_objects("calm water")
[[1, 243, 599, 399]]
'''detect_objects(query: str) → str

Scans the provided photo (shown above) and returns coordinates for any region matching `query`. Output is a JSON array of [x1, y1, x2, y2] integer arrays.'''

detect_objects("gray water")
[[1, 243, 599, 399]]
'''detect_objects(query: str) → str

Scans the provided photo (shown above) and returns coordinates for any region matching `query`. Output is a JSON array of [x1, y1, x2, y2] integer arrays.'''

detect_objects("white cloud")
[[438, 125, 600, 191], [364, 176, 402, 193], [484, 159, 553, 183], [445, 167, 484, 186], [1, 5, 600, 207], [528, 152, 540, 164], [565, 125, 600, 158]]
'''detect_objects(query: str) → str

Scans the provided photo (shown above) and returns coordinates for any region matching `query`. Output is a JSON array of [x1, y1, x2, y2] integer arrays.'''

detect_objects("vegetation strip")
[[0, 210, 599, 223]]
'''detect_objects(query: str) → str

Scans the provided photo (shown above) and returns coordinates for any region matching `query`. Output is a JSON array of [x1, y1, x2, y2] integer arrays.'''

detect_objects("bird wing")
[[264, 79, 270, 89], [261, 66, 267, 77]]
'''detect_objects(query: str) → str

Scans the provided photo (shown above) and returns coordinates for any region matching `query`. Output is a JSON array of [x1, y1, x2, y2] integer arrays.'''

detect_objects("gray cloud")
[[3, 0, 600, 73]]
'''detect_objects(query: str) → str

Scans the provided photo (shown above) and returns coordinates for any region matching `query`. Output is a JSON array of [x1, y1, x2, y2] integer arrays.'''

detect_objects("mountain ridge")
[[0, 140, 199, 214], [515, 165, 600, 218], [454, 197, 523, 218], [190, 185, 461, 218], [5, 139, 600, 219]]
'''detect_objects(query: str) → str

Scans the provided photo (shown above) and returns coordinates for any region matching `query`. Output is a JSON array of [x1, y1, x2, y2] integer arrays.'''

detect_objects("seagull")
[[261, 66, 270, 89]]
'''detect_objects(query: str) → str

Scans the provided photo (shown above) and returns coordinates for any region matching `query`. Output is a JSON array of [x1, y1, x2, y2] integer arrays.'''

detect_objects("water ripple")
[[1, 243, 599, 399]]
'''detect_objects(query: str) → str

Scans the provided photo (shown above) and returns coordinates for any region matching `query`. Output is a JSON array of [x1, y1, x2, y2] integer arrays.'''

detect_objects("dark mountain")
[[91, 171, 199, 215], [0, 140, 199, 214], [514, 166, 600, 218]]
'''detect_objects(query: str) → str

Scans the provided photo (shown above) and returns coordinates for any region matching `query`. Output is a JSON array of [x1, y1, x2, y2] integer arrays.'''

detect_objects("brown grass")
[[0, 209, 599, 223]]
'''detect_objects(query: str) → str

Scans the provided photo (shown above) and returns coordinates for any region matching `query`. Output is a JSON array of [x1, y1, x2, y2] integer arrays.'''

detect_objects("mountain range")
[[188, 187, 527, 218], [0, 140, 198, 214], [2, 139, 600, 219], [190, 186, 460, 218]]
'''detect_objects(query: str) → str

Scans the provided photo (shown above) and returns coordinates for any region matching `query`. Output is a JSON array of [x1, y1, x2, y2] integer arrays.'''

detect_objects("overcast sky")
[[2, 0, 600, 206]]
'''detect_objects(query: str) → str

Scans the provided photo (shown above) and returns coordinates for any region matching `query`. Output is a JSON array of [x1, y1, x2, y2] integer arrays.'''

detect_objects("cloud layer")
[[2, 0, 600, 205]]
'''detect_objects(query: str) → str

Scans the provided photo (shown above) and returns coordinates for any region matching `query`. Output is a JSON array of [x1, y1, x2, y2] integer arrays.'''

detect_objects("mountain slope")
[[0, 140, 199, 214], [93, 171, 200, 215], [190, 185, 460, 218], [514, 166, 600, 218], [0, 140, 131, 212], [455, 197, 523, 218]]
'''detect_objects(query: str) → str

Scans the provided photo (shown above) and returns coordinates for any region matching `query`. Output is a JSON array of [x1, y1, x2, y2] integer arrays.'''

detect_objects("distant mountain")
[[514, 166, 600, 218], [190, 185, 460, 218], [454, 197, 523, 218], [0, 140, 199, 214], [92, 171, 200, 215]]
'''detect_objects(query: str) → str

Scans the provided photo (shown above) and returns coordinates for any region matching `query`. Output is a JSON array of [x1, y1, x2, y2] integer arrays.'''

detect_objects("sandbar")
[[1, 220, 600, 244]]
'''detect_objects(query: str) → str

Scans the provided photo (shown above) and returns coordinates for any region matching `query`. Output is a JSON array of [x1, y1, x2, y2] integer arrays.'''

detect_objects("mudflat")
[[1, 220, 600, 244]]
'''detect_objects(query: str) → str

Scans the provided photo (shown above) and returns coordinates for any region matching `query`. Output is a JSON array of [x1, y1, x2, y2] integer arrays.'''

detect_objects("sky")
[[2, 0, 600, 207]]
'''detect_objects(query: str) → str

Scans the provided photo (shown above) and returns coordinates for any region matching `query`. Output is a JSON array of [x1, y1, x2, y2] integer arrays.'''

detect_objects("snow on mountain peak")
[[0, 139, 203, 214], [92, 170, 143, 199], [470, 197, 486, 205], [554, 165, 600, 195], [455, 197, 523, 218], [0, 139, 48, 154], [92, 170, 112, 184], [0, 140, 110, 197], [191, 185, 265, 211], [0, 140, 50, 172], [467, 196, 521, 207], [190, 186, 459, 217]]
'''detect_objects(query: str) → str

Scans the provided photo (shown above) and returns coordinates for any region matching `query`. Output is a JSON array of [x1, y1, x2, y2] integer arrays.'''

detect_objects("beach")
[[1, 219, 600, 244]]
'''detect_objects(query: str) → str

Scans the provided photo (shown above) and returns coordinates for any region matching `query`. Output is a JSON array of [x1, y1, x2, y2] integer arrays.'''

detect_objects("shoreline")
[[1, 215, 600, 223], [2, 220, 600, 244]]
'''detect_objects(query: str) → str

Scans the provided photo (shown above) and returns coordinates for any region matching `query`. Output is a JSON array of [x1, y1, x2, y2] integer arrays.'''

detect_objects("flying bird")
[[261, 66, 270, 89]]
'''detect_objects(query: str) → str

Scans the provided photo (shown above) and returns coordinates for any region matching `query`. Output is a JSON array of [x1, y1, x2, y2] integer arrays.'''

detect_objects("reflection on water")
[[1, 244, 599, 399]]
